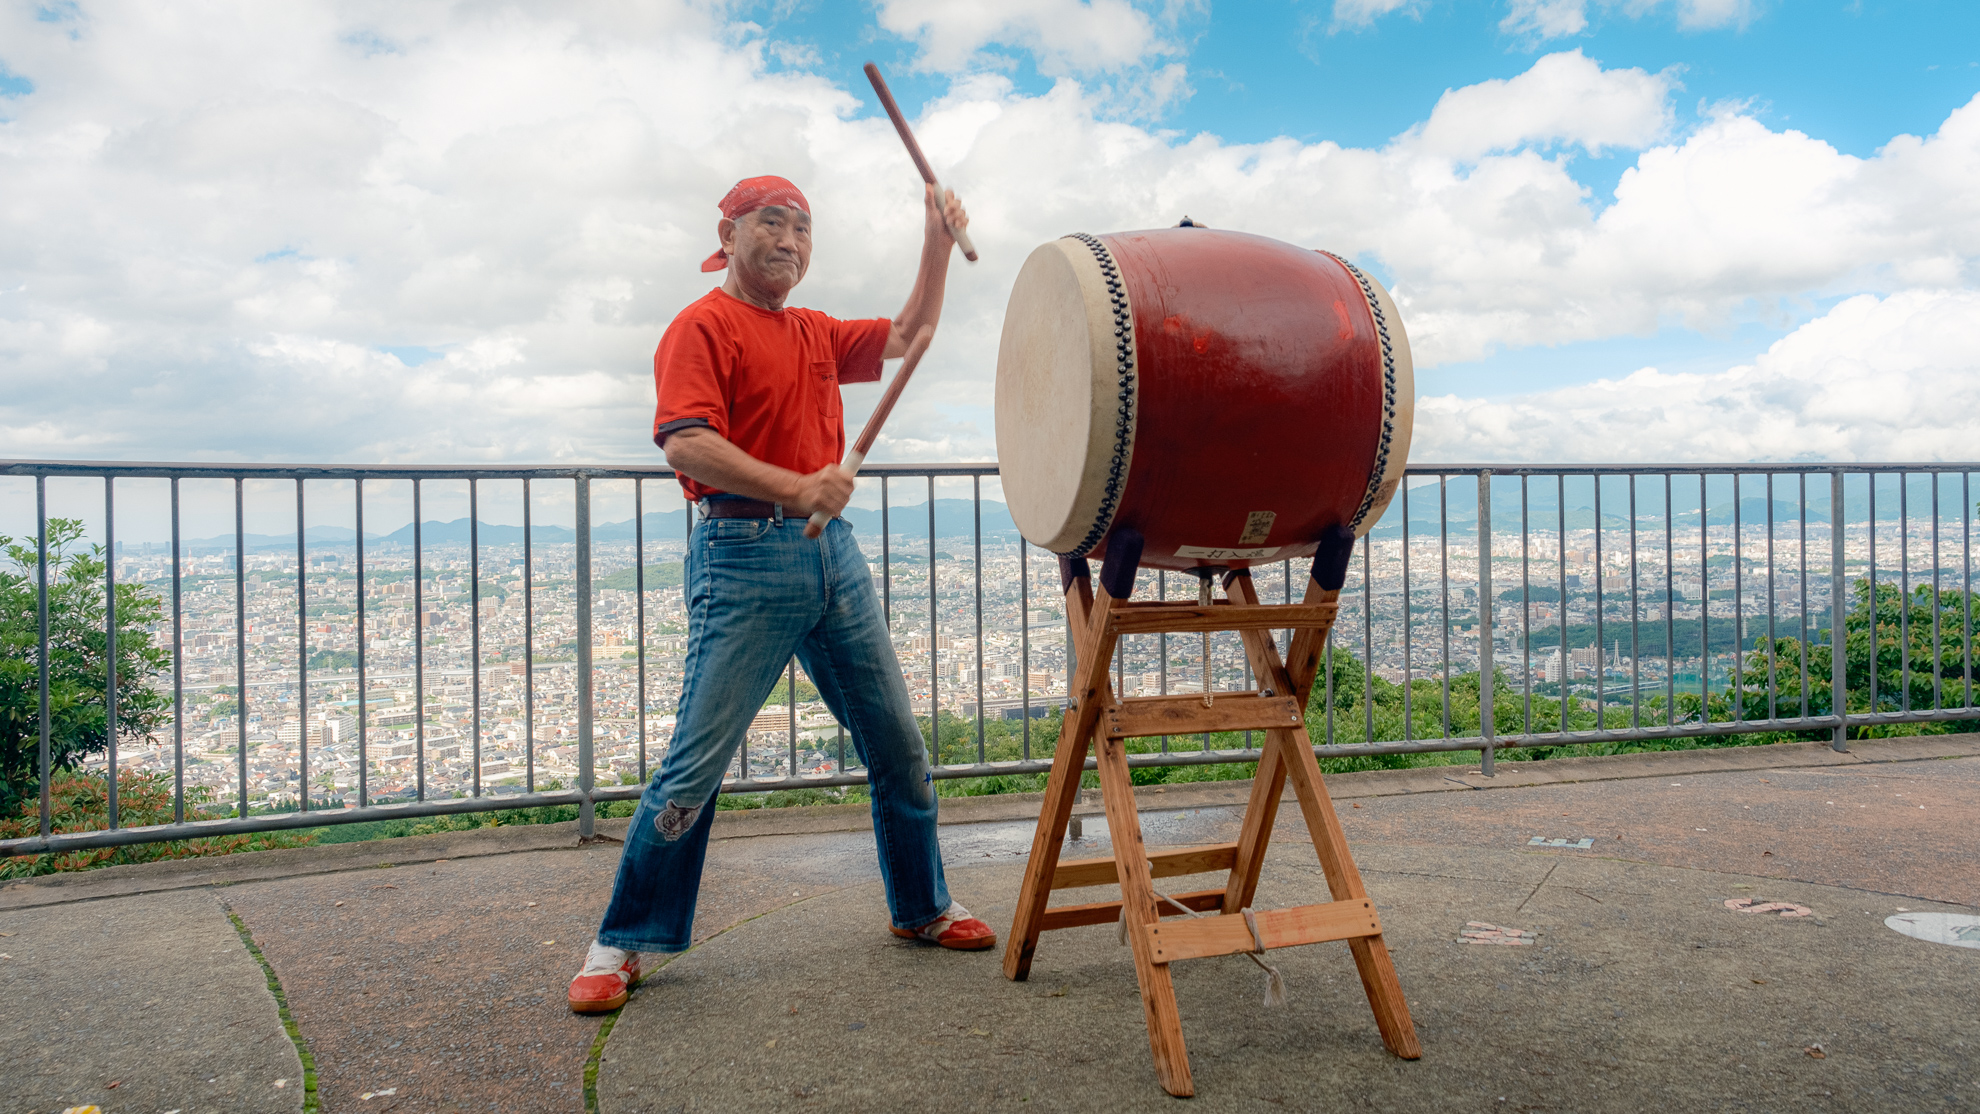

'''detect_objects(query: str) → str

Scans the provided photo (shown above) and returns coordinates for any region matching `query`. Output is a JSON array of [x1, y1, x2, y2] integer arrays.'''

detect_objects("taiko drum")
[[994, 226, 1415, 573]]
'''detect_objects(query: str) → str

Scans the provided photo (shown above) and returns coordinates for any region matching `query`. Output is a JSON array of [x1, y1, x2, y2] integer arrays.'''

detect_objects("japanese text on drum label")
[[1238, 511, 1276, 546], [1175, 545, 1283, 561]]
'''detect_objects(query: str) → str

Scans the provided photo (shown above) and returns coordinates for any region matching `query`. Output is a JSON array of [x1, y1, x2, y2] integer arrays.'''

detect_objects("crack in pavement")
[[1516, 860, 1563, 913]]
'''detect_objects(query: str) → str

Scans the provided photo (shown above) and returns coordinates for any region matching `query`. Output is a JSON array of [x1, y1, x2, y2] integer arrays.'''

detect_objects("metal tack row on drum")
[[994, 223, 1416, 574]]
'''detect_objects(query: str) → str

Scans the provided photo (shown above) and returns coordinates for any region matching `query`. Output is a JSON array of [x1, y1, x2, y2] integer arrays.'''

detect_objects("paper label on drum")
[[1238, 511, 1277, 546], [1176, 545, 1283, 561]]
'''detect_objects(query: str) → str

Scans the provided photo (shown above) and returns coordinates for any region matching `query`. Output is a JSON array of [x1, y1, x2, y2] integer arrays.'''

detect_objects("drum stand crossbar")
[[1001, 528, 1420, 1097]]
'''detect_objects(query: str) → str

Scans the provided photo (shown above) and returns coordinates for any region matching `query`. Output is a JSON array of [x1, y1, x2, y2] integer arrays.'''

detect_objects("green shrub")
[[0, 770, 315, 878]]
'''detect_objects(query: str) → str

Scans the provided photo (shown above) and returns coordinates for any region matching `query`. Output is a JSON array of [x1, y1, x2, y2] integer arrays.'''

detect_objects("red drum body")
[[994, 227, 1414, 573]]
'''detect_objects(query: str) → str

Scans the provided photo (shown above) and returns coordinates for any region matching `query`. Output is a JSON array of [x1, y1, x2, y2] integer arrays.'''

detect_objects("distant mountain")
[[179, 524, 364, 552], [1360, 472, 1976, 536], [843, 498, 1018, 539], [372, 520, 575, 547], [592, 512, 688, 544], [167, 497, 1017, 555], [140, 470, 1967, 554], [583, 498, 1016, 545]]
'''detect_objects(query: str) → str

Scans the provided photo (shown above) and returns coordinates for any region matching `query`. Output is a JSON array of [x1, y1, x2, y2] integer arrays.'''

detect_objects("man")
[[568, 175, 993, 1014]]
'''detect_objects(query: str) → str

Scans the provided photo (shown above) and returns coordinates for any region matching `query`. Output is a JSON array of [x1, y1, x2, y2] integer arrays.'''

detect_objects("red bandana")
[[701, 176, 812, 272]]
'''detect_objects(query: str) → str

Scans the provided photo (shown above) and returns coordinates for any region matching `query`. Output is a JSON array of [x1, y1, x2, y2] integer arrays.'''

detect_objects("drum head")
[[994, 238, 1134, 554], [1325, 250, 1416, 539]]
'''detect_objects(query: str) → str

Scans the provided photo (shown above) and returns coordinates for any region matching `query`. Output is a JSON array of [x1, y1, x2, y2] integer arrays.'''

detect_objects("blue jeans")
[[595, 512, 950, 953]]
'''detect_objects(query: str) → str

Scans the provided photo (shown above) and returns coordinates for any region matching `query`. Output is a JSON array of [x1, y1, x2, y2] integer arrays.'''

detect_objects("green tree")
[[0, 520, 172, 814], [1726, 578, 1980, 739], [308, 649, 359, 672], [764, 676, 821, 706]]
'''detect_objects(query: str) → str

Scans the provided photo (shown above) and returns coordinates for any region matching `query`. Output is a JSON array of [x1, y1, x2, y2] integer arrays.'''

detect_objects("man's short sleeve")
[[833, 317, 893, 385], [653, 315, 730, 447]]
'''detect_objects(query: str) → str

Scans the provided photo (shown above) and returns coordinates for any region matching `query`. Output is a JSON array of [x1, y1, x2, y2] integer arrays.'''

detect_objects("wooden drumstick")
[[805, 325, 935, 538], [864, 62, 979, 263]]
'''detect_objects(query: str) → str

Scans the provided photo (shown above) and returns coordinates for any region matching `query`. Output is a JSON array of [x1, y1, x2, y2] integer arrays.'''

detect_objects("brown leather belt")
[[700, 498, 784, 520]]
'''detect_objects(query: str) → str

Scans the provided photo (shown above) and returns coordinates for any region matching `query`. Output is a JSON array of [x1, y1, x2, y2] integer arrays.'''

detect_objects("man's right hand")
[[792, 464, 854, 521], [666, 428, 856, 526]]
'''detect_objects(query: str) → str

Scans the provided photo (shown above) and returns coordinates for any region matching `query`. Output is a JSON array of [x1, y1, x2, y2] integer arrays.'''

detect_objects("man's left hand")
[[926, 182, 968, 250]]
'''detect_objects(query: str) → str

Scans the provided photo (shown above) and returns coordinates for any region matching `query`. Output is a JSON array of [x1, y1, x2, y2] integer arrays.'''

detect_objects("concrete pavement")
[[0, 890, 305, 1114], [1, 734, 1975, 1114], [597, 846, 1977, 1112]]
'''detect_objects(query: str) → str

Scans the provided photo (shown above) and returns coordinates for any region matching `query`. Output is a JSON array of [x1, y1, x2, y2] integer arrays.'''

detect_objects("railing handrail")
[[0, 460, 1003, 480], [12, 458, 1980, 480]]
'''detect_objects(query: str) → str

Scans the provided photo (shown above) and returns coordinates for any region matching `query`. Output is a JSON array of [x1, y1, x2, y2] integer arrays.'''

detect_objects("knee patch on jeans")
[[654, 799, 703, 841]]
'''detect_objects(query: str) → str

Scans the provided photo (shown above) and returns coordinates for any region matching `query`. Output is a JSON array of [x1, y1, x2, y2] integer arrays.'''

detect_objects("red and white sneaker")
[[567, 941, 641, 1014], [890, 903, 998, 951]]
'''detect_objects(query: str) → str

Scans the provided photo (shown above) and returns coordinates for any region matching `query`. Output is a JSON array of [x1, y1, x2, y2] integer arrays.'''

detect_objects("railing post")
[[234, 477, 248, 820], [1065, 567, 1080, 843], [171, 477, 185, 825], [1478, 471, 1495, 776], [355, 478, 368, 808], [523, 480, 534, 792], [576, 475, 596, 839], [413, 480, 425, 802], [928, 478, 938, 760], [633, 478, 646, 785], [1830, 470, 1849, 752], [105, 476, 119, 830], [296, 477, 309, 813], [36, 476, 51, 840], [470, 480, 482, 797]]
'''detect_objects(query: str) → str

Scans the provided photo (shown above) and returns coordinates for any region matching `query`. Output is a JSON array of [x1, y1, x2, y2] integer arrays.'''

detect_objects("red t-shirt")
[[652, 289, 892, 503]]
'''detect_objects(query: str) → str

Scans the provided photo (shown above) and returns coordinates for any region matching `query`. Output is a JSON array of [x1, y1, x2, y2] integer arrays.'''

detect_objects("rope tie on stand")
[[1116, 890, 1289, 1007], [1242, 908, 1289, 1007]]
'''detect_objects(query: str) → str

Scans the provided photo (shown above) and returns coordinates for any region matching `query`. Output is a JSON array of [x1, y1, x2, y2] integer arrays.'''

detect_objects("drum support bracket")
[[1001, 560, 1421, 1097]]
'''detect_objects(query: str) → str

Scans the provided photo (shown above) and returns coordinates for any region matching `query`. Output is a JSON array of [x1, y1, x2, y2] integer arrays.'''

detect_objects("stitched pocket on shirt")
[[812, 359, 842, 426]]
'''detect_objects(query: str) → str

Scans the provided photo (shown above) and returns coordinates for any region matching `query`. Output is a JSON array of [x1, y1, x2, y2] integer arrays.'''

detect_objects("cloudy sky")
[[3, 0, 1978, 476]]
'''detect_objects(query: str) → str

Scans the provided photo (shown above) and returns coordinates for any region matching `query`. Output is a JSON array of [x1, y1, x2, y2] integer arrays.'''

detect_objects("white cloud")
[[1673, 0, 1759, 31], [872, 0, 1193, 119], [1413, 289, 1980, 462], [1500, 0, 1760, 42], [1331, 0, 1424, 30], [1408, 49, 1675, 160], [0, 7, 1975, 471], [874, 0, 1176, 76], [1501, 0, 1590, 39], [444, 336, 529, 374]]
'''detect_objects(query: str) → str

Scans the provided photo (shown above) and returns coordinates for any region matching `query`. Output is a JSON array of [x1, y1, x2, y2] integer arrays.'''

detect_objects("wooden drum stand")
[[1001, 528, 1420, 1096]]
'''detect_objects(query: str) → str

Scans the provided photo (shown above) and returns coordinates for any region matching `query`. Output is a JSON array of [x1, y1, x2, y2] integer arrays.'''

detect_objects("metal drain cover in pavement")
[[1885, 912, 1980, 950], [1528, 836, 1593, 849]]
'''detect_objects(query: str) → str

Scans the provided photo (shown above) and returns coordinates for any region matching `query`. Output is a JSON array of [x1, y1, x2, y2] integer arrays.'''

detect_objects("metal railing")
[[3, 459, 1975, 856]]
